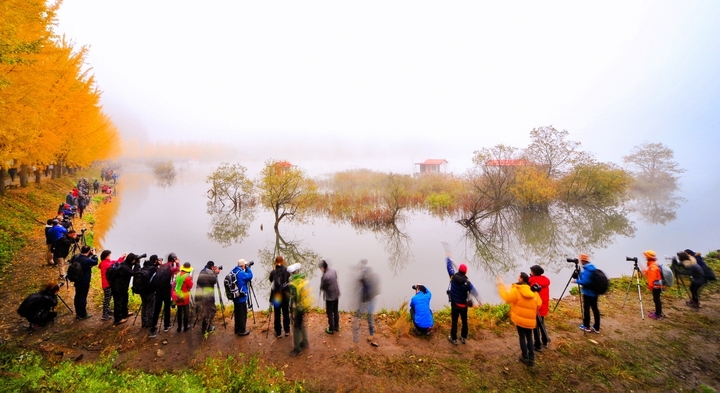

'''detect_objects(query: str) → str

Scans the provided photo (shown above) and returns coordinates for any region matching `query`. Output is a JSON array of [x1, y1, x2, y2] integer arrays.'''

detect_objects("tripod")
[[671, 264, 691, 299], [247, 282, 260, 324], [552, 260, 583, 321], [623, 258, 645, 320], [56, 293, 74, 314]]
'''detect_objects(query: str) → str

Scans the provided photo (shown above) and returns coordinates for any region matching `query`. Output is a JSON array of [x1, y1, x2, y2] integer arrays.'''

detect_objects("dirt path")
[[1, 200, 719, 392]]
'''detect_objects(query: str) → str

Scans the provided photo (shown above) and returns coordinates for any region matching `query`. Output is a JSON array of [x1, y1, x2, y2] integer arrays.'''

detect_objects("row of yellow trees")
[[0, 0, 119, 194]]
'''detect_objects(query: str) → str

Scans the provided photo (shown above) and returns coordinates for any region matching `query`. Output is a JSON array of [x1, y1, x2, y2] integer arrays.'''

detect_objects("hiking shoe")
[[534, 346, 543, 352], [148, 329, 158, 338], [325, 328, 334, 334], [76, 314, 93, 321], [447, 335, 458, 346], [126, 312, 135, 317], [275, 333, 283, 339], [460, 337, 466, 344], [591, 327, 600, 334], [648, 312, 658, 320], [114, 319, 127, 326], [578, 324, 592, 333], [527, 359, 535, 367], [518, 356, 529, 364], [237, 330, 250, 336], [101, 314, 112, 321], [285, 332, 290, 337]]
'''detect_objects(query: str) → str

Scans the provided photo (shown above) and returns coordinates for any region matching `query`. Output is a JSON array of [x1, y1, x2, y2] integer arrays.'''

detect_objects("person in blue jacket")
[[231, 259, 253, 336], [574, 253, 600, 333], [409, 284, 433, 335]]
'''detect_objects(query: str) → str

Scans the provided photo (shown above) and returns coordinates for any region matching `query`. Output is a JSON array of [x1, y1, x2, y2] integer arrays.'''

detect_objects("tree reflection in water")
[[205, 201, 255, 247], [255, 228, 320, 293], [152, 161, 176, 188]]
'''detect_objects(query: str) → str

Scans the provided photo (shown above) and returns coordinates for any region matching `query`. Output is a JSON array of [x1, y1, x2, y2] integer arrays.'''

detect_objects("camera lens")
[[247, 261, 254, 267], [566, 258, 578, 263], [412, 285, 417, 290]]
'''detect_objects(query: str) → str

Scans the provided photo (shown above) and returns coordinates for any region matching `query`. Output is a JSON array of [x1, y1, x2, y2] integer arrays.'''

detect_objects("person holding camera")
[[173, 262, 194, 333], [138, 255, 159, 328], [110, 252, 140, 326], [318, 260, 340, 334], [673, 251, 708, 308], [17, 281, 61, 330], [149, 253, 179, 337], [643, 250, 665, 320], [446, 254, 479, 345], [410, 284, 433, 335], [528, 265, 551, 351], [197, 260, 221, 334], [98, 250, 125, 321], [73, 246, 99, 320], [497, 272, 542, 367], [51, 229, 78, 280], [230, 259, 253, 336], [269, 255, 291, 338], [575, 254, 601, 333]]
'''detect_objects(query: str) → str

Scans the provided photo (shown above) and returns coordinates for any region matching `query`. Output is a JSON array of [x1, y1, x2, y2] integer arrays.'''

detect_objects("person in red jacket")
[[98, 250, 126, 321], [528, 265, 551, 351], [643, 250, 664, 320], [173, 262, 194, 332]]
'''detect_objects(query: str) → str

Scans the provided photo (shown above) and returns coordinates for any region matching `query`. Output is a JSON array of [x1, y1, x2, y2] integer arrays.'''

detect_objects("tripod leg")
[[634, 268, 644, 320], [552, 273, 575, 312]]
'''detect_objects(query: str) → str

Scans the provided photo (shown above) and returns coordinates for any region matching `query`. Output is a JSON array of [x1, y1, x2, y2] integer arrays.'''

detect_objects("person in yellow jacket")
[[497, 272, 542, 367]]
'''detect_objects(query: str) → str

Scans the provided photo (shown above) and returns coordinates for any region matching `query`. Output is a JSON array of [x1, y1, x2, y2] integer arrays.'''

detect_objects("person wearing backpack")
[[98, 250, 126, 320], [173, 262, 194, 333], [643, 250, 665, 320], [673, 251, 707, 308], [269, 255, 291, 338], [51, 229, 78, 280], [149, 254, 179, 337], [575, 253, 601, 333], [111, 253, 140, 326], [72, 246, 99, 321], [197, 260, 220, 334], [137, 256, 160, 328], [231, 259, 253, 336], [446, 254, 479, 345], [17, 281, 61, 330]]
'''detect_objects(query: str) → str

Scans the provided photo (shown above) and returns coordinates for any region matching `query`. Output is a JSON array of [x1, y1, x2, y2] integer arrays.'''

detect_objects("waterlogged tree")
[[152, 161, 176, 188], [258, 160, 317, 230], [206, 162, 254, 210], [510, 166, 557, 209], [524, 126, 581, 179], [557, 159, 630, 206], [623, 142, 685, 192]]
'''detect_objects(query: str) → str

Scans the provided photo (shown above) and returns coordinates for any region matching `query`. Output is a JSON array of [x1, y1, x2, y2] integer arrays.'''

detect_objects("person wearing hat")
[[643, 250, 665, 320], [446, 253, 479, 345], [409, 284, 433, 336], [318, 260, 341, 334], [173, 262, 194, 332], [196, 260, 221, 334], [230, 259, 253, 336], [98, 250, 126, 321], [288, 263, 312, 356], [673, 251, 708, 308], [497, 272, 542, 367], [269, 255, 291, 338], [528, 265, 551, 350], [575, 253, 600, 333]]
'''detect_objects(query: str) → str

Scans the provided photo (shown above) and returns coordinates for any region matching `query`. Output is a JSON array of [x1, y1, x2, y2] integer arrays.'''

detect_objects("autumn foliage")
[[0, 0, 119, 193]]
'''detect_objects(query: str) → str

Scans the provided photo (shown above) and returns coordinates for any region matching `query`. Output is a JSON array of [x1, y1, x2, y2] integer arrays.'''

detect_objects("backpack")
[[132, 268, 154, 295], [224, 272, 239, 300], [106, 263, 121, 283], [657, 263, 675, 287], [272, 266, 289, 294], [587, 269, 609, 295], [702, 265, 717, 281], [66, 256, 83, 283], [290, 276, 312, 313]]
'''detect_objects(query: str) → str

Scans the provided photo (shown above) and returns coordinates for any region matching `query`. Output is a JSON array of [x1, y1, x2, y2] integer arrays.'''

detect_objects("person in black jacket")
[[17, 281, 61, 329], [51, 230, 78, 280], [149, 253, 179, 337], [111, 252, 139, 325], [319, 260, 341, 334], [139, 255, 160, 328], [445, 254, 479, 345], [73, 246, 99, 320], [673, 252, 708, 308], [197, 261, 220, 334], [269, 255, 291, 338]]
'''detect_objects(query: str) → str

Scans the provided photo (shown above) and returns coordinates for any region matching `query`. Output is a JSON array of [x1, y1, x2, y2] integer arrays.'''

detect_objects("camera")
[[626, 256, 638, 262], [530, 283, 542, 293], [138, 253, 147, 259], [217, 265, 223, 270], [81, 228, 87, 233], [566, 258, 578, 263], [58, 281, 65, 288], [247, 261, 255, 267], [412, 285, 418, 290]]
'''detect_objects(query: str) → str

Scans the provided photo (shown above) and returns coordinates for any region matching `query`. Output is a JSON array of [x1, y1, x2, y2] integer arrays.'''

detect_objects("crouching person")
[[497, 273, 542, 367], [17, 281, 61, 330], [410, 284, 433, 335]]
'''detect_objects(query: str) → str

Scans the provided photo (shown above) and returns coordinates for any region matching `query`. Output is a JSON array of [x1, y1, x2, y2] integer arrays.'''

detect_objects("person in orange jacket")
[[497, 272, 542, 367], [643, 250, 664, 320]]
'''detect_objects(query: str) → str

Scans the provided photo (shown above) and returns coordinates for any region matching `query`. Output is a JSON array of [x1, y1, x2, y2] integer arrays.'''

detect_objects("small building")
[[273, 160, 296, 175], [415, 159, 448, 175]]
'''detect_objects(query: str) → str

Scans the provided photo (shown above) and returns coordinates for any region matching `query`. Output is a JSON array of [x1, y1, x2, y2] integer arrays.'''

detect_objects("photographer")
[[110, 252, 140, 325], [409, 284, 433, 335], [496, 272, 542, 367], [643, 250, 665, 320], [269, 255, 291, 338], [673, 251, 707, 308], [230, 259, 253, 336], [73, 246, 99, 320], [318, 260, 340, 334], [98, 250, 125, 320], [51, 229, 78, 280], [173, 262, 194, 333], [149, 253, 180, 337], [138, 255, 159, 328], [575, 254, 601, 333], [528, 265, 551, 350], [197, 260, 221, 334], [17, 281, 61, 330]]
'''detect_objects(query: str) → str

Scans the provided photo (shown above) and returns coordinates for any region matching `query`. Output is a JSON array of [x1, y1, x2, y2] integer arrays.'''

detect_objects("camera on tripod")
[[247, 261, 254, 267], [626, 256, 638, 262], [566, 258, 579, 263], [137, 253, 147, 259]]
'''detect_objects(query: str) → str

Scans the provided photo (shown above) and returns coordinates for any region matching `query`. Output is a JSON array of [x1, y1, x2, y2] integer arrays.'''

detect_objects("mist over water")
[[101, 159, 717, 312]]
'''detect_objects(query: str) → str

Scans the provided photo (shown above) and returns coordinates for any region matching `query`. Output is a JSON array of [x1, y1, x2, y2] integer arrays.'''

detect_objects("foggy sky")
[[56, 1, 720, 179]]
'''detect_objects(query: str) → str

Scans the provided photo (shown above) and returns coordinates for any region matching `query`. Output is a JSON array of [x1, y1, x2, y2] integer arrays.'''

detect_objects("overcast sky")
[[55, 1, 720, 177]]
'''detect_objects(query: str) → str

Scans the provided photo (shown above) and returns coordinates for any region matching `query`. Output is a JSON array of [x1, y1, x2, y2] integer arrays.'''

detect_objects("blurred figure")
[[17, 281, 61, 330], [673, 251, 707, 308], [352, 259, 380, 344], [410, 284, 433, 336], [318, 260, 340, 334], [528, 265, 550, 350], [196, 260, 220, 334], [269, 255, 291, 338], [288, 263, 312, 356], [173, 262, 194, 332]]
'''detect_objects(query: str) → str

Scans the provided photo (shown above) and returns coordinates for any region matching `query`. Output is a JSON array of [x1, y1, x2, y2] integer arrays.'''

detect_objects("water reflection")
[[255, 227, 319, 292], [627, 189, 685, 225], [152, 161, 177, 188], [205, 202, 256, 247]]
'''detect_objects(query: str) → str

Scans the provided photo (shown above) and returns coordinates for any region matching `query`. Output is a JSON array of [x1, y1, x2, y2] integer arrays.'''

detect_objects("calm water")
[[100, 160, 716, 312]]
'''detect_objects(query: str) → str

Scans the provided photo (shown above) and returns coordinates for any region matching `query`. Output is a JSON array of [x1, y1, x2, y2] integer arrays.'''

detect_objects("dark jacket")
[[269, 265, 290, 298], [320, 267, 340, 302], [196, 266, 217, 299], [446, 258, 476, 306], [675, 258, 707, 286], [18, 289, 57, 320], [74, 253, 99, 286], [51, 235, 77, 258], [111, 260, 138, 293]]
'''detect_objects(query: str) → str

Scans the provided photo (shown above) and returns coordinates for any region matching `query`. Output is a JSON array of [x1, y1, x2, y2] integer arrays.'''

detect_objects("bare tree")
[[524, 126, 581, 179]]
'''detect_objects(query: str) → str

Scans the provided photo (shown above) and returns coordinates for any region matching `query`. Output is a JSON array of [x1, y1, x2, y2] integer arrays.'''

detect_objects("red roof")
[[485, 159, 531, 166], [419, 159, 448, 165], [276, 161, 293, 167]]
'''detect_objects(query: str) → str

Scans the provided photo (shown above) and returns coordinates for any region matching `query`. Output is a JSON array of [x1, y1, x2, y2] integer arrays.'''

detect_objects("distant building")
[[273, 160, 296, 175], [415, 159, 448, 175]]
